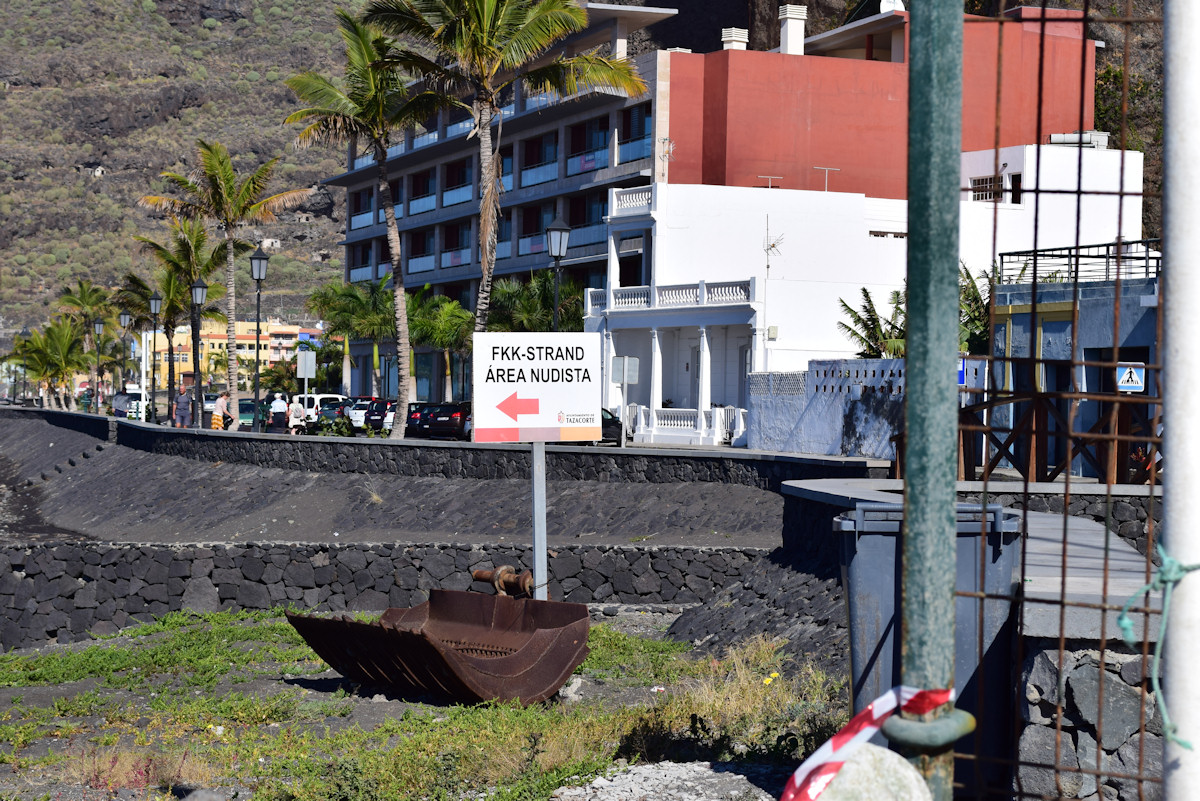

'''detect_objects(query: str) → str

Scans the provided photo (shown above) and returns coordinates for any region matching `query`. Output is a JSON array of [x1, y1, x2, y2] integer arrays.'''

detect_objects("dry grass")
[[68, 745, 217, 792]]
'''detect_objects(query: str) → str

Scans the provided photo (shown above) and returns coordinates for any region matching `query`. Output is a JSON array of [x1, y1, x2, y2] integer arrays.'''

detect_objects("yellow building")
[[147, 319, 322, 390]]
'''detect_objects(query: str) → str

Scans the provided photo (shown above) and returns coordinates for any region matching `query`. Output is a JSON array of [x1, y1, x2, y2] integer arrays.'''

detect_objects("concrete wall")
[[746, 360, 906, 458], [0, 541, 766, 651]]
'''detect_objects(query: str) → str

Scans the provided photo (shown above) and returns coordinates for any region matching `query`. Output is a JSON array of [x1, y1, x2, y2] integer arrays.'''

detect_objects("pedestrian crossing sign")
[[1116, 362, 1145, 393]]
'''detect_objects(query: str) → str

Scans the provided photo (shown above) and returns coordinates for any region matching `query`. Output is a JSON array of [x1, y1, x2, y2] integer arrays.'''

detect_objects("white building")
[[587, 142, 1142, 446]]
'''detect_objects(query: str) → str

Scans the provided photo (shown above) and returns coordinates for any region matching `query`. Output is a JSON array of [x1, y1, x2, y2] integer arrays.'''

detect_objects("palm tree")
[[837, 286, 907, 358], [410, 286, 473, 400], [487, 269, 585, 333], [285, 11, 447, 437], [362, 0, 647, 332], [133, 218, 232, 422], [138, 139, 310, 413], [58, 279, 111, 411], [113, 269, 191, 412], [21, 320, 88, 410], [352, 276, 398, 396], [307, 281, 363, 396], [959, 264, 993, 356]]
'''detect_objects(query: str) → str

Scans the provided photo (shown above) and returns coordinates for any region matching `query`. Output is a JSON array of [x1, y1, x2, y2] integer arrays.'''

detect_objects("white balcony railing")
[[618, 135, 652, 163], [656, 408, 699, 429], [348, 265, 374, 283], [520, 161, 557, 187], [413, 130, 439, 148], [566, 148, 608, 176], [518, 233, 546, 256], [446, 118, 473, 139], [349, 210, 376, 230], [496, 240, 512, 260], [407, 254, 436, 273], [569, 222, 606, 247], [658, 284, 699, 307], [598, 280, 754, 314], [441, 247, 471, 268], [707, 281, 752, 304], [442, 184, 472, 206], [409, 194, 436, 215], [611, 186, 652, 217], [612, 286, 650, 309]]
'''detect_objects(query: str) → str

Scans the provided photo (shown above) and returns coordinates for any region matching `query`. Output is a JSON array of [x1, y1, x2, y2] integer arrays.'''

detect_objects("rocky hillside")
[[0, 0, 1163, 349]]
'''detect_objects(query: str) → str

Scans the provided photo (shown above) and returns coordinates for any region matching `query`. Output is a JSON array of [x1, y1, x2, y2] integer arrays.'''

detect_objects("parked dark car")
[[404, 403, 432, 438], [317, 397, 354, 426], [421, 402, 472, 440], [600, 407, 623, 443], [364, 399, 396, 432]]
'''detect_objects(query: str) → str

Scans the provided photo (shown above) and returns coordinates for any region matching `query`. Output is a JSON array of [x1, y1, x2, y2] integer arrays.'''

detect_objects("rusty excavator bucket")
[[286, 584, 590, 706]]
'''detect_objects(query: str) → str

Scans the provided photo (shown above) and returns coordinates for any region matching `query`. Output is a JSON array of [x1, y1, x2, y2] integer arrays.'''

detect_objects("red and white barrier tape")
[[779, 685, 954, 801]]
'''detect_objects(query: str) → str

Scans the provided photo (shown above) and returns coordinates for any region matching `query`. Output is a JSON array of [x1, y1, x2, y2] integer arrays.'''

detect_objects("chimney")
[[779, 5, 808, 56], [721, 27, 749, 51]]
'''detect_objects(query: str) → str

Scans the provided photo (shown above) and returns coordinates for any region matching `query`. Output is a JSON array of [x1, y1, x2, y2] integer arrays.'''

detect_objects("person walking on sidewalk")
[[173, 386, 191, 428]]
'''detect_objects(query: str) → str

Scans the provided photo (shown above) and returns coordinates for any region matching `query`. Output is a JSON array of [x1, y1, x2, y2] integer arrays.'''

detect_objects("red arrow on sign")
[[497, 391, 539, 422]]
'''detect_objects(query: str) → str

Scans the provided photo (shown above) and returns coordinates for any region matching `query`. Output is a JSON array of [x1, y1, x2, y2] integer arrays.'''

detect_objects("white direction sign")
[[1116, 362, 1146, 393], [473, 332, 602, 443]]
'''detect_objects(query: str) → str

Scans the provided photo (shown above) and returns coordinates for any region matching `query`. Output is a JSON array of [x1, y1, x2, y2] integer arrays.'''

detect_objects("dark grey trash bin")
[[836, 502, 1021, 793]]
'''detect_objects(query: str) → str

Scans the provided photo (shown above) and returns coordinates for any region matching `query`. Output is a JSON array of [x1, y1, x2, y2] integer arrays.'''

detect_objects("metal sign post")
[[612, 356, 639, 448], [474, 332, 602, 600]]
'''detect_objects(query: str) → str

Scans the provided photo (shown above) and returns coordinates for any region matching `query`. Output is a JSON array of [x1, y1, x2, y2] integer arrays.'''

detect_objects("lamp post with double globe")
[[190, 279, 207, 429], [250, 246, 270, 433], [18, 326, 30, 403], [92, 319, 104, 413], [118, 309, 133, 390], [546, 216, 571, 333], [148, 292, 162, 424]]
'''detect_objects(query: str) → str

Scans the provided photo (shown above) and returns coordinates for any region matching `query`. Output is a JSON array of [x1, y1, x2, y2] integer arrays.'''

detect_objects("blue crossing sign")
[[1116, 362, 1146, 394]]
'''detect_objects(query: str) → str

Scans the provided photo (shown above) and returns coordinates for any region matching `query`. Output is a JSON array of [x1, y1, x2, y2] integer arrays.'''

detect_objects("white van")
[[292, 393, 348, 423]]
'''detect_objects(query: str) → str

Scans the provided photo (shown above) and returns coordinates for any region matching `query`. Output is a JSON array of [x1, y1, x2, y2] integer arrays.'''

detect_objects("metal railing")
[[998, 238, 1162, 284]]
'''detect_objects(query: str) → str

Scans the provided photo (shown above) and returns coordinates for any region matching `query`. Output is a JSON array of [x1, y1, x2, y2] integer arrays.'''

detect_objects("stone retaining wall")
[[0, 541, 767, 651], [1018, 641, 1161, 800], [0, 408, 886, 490]]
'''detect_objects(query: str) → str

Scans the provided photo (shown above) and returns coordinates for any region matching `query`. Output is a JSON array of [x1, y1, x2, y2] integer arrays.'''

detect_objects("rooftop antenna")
[[764, 215, 784, 277]]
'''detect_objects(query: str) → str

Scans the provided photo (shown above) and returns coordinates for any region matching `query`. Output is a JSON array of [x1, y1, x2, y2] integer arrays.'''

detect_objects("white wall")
[[959, 144, 1144, 274], [649, 184, 910, 366]]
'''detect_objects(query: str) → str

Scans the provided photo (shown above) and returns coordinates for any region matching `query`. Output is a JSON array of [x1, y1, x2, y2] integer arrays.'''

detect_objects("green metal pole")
[[892, 1, 967, 798]]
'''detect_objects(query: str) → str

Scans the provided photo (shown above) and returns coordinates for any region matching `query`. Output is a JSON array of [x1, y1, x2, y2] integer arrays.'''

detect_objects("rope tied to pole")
[[1117, 544, 1200, 750]]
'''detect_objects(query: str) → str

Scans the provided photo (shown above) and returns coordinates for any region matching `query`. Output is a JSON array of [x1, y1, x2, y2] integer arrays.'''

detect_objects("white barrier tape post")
[[780, 685, 955, 801]]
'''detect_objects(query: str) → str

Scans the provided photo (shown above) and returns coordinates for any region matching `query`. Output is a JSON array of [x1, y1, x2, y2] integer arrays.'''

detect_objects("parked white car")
[[292, 393, 348, 423], [347, 398, 373, 429]]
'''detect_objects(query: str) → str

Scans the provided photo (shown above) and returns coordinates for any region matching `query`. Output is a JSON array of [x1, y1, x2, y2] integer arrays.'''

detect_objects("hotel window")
[[970, 176, 1002, 202]]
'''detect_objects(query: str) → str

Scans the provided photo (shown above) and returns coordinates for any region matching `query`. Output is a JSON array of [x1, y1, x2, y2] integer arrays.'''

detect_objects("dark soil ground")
[[0, 415, 783, 551]]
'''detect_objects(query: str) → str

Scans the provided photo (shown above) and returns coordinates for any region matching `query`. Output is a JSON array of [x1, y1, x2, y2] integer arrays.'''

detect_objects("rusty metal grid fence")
[[948, 2, 1164, 798]]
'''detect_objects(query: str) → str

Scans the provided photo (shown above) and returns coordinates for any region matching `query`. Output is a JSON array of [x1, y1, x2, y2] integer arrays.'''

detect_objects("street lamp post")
[[149, 291, 162, 424], [18, 326, 30, 404], [118, 309, 132, 392], [250, 246, 270, 433], [546, 216, 571, 333], [92, 319, 104, 414], [190, 279, 208, 429]]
